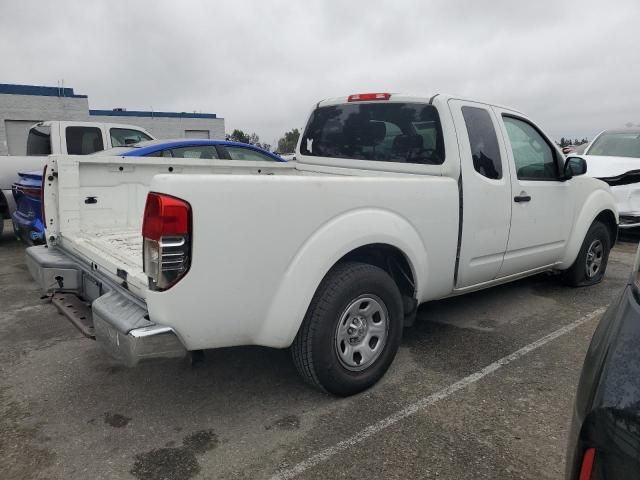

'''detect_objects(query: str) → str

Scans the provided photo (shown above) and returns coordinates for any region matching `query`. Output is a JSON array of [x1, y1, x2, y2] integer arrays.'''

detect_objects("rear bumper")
[[25, 245, 186, 366]]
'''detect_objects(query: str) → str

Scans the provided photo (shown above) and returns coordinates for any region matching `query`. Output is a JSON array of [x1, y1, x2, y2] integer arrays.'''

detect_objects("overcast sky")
[[0, 0, 638, 145]]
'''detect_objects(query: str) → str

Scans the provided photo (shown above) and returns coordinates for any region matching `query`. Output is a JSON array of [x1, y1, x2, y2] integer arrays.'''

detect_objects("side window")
[[461, 107, 502, 180], [26, 125, 51, 155], [110, 128, 152, 147], [144, 150, 172, 158], [226, 146, 275, 161], [65, 127, 104, 155], [503, 116, 559, 180], [169, 146, 219, 159]]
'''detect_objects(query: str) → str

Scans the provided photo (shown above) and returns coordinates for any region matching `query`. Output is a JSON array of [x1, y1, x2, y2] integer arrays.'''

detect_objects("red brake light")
[[579, 448, 596, 480], [142, 192, 192, 291], [142, 193, 191, 241], [18, 186, 42, 198], [347, 92, 391, 102]]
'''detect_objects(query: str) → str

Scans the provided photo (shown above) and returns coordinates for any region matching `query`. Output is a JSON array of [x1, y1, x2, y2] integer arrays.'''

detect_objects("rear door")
[[450, 100, 512, 287], [493, 108, 574, 276]]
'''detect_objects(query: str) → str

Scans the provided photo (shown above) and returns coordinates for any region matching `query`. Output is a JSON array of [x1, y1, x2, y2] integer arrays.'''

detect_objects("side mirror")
[[563, 156, 587, 180]]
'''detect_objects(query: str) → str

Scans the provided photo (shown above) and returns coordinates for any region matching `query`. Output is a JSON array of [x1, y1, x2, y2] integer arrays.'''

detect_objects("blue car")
[[11, 140, 285, 244], [97, 139, 286, 162], [11, 170, 46, 244]]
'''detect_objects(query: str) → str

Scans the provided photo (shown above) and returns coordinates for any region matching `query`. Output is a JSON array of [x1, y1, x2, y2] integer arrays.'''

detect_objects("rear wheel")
[[562, 221, 611, 287], [291, 261, 403, 396]]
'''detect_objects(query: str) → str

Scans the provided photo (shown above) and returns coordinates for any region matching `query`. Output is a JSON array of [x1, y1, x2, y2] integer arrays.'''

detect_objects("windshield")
[[588, 132, 640, 158], [300, 102, 445, 164], [110, 128, 153, 147]]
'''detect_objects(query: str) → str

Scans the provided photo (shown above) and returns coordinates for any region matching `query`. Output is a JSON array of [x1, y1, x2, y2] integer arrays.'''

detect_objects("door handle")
[[514, 193, 531, 203]]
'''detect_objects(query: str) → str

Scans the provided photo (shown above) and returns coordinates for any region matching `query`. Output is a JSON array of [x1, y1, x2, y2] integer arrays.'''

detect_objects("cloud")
[[0, 0, 637, 143]]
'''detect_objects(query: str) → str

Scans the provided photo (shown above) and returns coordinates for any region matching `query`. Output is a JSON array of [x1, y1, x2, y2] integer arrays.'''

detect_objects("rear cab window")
[[300, 102, 445, 165], [26, 125, 52, 156]]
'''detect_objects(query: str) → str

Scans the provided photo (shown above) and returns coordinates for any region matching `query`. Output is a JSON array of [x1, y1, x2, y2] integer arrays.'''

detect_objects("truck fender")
[[559, 189, 618, 269], [257, 208, 428, 348]]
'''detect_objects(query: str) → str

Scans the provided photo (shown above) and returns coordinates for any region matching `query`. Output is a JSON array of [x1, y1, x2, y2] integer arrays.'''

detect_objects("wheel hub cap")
[[585, 239, 604, 279], [334, 295, 389, 372]]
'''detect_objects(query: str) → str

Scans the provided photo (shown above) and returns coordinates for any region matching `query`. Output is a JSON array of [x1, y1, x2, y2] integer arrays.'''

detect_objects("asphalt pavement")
[[0, 218, 637, 480]]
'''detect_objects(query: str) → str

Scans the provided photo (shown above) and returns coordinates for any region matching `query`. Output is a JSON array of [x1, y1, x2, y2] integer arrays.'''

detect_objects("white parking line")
[[271, 306, 605, 480]]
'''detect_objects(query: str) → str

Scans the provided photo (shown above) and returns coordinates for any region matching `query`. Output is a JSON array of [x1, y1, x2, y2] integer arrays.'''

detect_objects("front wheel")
[[291, 261, 403, 396], [562, 221, 611, 287]]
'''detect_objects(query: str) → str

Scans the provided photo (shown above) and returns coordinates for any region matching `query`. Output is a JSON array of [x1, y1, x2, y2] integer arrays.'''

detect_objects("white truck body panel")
[[146, 174, 458, 349], [31, 93, 618, 364]]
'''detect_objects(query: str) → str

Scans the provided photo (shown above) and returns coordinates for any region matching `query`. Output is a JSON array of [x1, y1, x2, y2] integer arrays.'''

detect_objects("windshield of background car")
[[300, 102, 445, 164], [110, 128, 153, 147], [588, 132, 640, 158], [26, 125, 51, 156]]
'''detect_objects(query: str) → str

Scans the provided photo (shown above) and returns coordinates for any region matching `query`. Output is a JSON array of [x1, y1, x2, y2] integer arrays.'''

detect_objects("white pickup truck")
[[26, 93, 617, 396], [0, 120, 154, 234]]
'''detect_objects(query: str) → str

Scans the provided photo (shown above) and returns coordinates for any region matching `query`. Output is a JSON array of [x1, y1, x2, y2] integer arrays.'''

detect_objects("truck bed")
[[46, 155, 296, 299], [71, 227, 146, 292]]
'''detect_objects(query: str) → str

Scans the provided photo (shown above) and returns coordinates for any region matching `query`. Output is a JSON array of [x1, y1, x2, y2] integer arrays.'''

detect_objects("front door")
[[493, 107, 574, 277], [450, 100, 512, 287]]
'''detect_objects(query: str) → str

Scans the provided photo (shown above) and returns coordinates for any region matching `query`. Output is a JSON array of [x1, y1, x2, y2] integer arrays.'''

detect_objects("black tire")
[[562, 221, 611, 287], [291, 261, 403, 396]]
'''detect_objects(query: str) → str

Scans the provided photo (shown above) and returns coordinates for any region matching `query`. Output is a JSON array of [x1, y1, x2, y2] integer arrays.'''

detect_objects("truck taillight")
[[578, 448, 596, 480], [347, 92, 391, 102], [142, 192, 192, 291]]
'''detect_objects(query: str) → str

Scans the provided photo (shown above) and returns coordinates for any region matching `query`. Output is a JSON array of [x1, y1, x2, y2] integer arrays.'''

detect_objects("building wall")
[[0, 84, 225, 155], [0, 93, 90, 155], [87, 114, 225, 142]]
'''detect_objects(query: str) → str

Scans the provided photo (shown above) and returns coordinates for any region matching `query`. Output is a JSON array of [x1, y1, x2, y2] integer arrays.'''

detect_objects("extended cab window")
[[462, 107, 502, 180], [66, 126, 104, 155], [110, 128, 152, 147], [503, 116, 559, 180], [26, 125, 51, 155], [301, 102, 445, 164], [226, 146, 275, 161]]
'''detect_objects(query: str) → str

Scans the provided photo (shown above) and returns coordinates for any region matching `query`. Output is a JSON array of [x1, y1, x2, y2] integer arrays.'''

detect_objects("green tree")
[[227, 130, 267, 148], [277, 128, 300, 153], [248, 132, 260, 145], [227, 129, 251, 144]]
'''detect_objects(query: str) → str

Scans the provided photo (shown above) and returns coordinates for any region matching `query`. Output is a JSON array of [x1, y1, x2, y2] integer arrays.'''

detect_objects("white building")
[[0, 83, 225, 155]]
